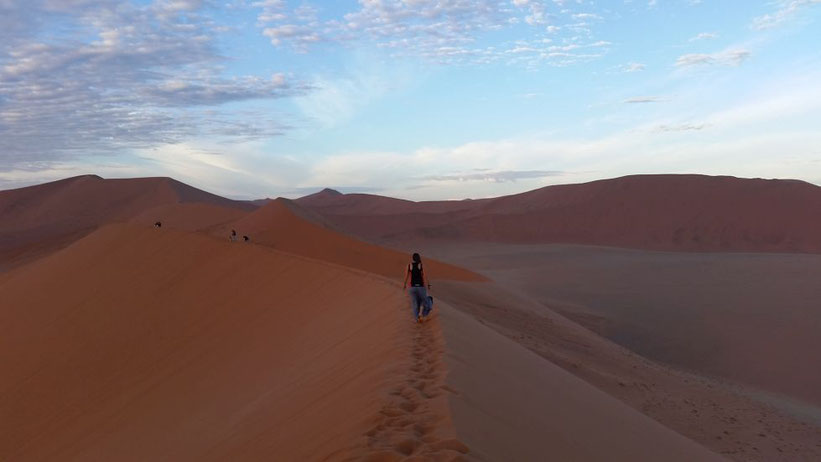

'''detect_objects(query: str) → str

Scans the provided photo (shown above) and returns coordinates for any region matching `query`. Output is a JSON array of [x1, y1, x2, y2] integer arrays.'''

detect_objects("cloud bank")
[[255, 0, 612, 66], [0, 0, 308, 168]]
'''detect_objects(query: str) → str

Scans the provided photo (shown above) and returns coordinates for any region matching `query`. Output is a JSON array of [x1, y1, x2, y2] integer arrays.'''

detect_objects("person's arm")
[[421, 266, 430, 290], [402, 265, 410, 290]]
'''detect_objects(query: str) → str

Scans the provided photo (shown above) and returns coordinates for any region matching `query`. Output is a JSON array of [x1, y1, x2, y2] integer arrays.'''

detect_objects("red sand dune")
[[6, 174, 819, 460], [0, 223, 470, 460], [0, 175, 254, 268], [439, 305, 724, 461], [221, 198, 485, 282], [129, 202, 248, 233], [0, 222, 727, 461], [296, 174, 821, 253], [434, 279, 821, 461]]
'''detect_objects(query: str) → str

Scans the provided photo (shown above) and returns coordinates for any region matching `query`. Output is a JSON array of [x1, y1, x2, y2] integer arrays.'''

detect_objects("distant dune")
[[220, 198, 485, 282], [297, 174, 821, 254], [0, 175, 254, 268]]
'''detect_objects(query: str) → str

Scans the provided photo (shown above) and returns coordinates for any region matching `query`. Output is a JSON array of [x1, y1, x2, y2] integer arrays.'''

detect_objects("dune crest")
[[221, 198, 485, 282]]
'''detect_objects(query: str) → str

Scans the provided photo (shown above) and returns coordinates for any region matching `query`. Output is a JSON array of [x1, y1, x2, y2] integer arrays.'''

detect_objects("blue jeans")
[[409, 286, 427, 319]]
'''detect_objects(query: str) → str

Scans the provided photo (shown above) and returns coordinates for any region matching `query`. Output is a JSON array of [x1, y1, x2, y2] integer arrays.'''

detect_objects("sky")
[[0, 0, 820, 200]]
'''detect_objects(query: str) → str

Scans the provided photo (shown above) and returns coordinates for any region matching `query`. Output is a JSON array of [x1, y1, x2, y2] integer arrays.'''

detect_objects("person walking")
[[403, 253, 431, 323]]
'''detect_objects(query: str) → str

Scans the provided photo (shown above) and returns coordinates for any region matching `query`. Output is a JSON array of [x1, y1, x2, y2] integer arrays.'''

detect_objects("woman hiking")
[[403, 252, 431, 323]]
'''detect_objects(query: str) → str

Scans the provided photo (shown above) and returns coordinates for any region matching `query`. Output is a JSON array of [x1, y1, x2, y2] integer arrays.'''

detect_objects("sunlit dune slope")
[[297, 174, 821, 253], [130, 202, 249, 232], [223, 198, 485, 282], [0, 223, 416, 461]]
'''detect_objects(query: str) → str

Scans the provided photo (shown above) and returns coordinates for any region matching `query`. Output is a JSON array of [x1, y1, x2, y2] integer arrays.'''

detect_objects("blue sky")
[[1, 0, 820, 200]]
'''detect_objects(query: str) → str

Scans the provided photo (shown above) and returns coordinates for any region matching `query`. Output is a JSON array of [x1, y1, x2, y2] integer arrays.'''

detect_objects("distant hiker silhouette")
[[403, 253, 433, 323], [154, 221, 162, 228], [229, 229, 237, 242]]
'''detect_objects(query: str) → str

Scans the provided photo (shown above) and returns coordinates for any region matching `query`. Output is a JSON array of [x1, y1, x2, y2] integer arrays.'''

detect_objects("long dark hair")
[[412, 252, 421, 264]]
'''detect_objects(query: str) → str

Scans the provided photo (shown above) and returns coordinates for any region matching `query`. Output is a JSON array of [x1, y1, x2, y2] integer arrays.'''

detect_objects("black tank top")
[[410, 262, 424, 286]]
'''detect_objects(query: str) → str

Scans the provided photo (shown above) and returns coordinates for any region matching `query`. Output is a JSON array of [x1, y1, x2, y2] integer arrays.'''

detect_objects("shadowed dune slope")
[[439, 306, 725, 462], [421, 242, 821, 411], [434, 279, 821, 461], [297, 174, 821, 253], [0, 175, 255, 267], [224, 198, 485, 282], [0, 223, 419, 461]]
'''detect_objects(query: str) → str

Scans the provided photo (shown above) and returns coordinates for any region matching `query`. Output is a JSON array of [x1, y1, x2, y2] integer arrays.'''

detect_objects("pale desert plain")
[[2, 174, 821, 461]]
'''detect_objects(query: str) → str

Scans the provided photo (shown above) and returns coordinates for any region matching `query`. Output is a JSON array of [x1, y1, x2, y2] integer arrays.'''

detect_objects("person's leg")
[[417, 287, 429, 317], [410, 287, 422, 319], [423, 294, 433, 317]]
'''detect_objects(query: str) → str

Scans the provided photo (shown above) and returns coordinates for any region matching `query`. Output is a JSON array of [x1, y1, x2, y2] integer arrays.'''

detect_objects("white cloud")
[[6, 73, 821, 200], [0, 0, 308, 169], [689, 32, 718, 41], [293, 55, 420, 127], [752, 0, 821, 30], [622, 62, 646, 72], [675, 48, 751, 67], [655, 123, 709, 132], [424, 170, 565, 182], [253, 0, 612, 66], [624, 96, 665, 103]]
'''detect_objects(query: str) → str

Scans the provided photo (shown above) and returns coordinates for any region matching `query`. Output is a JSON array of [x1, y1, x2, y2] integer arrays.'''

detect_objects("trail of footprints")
[[360, 321, 469, 462]]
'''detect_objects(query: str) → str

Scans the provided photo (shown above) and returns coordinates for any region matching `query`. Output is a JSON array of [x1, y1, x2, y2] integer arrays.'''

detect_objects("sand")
[[129, 203, 249, 233], [296, 174, 821, 254], [294, 174, 821, 460], [438, 304, 725, 461], [433, 280, 821, 461], [218, 198, 485, 282], [0, 175, 253, 270], [0, 221, 730, 461], [0, 224, 465, 460], [5, 173, 819, 461], [422, 242, 821, 409]]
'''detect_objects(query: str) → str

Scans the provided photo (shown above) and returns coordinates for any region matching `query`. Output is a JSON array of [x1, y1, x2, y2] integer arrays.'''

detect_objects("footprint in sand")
[[356, 318, 469, 461]]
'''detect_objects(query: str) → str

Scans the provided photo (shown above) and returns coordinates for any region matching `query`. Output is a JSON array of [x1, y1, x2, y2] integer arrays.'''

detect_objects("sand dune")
[[439, 305, 725, 461], [297, 174, 821, 253], [433, 279, 821, 461], [220, 198, 485, 282], [130, 202, 249, 233], [424, 242, 821, 409], [5, 174, 819, 461], [0, 221, 733, 461], [298, 188, 480, 216], [0, 223, 469, 460], [0, 175, 254, 269]]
